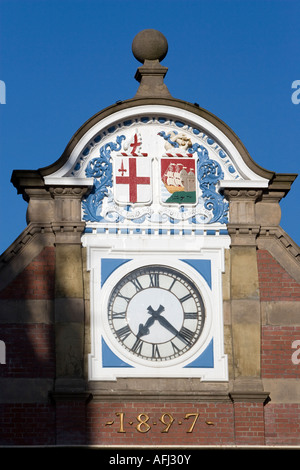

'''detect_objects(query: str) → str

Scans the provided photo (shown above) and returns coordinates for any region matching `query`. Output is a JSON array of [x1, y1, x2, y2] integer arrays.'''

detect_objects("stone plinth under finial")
[[132, 29, 172, 98]]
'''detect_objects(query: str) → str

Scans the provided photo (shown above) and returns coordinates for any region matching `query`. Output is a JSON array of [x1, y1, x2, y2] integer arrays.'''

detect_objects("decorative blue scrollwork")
[[82, 134, 228, 225], [157, 130, 180, 148], [82, 135, 125, 221], [188, 143, 229, 224]]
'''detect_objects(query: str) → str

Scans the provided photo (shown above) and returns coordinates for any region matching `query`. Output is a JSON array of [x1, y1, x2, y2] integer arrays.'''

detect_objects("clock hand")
[[137, 316, 155, 338], [141, 305, 190, 345], [147, 305, 165, 318], [155, 315, 180, 338], [156, 315, 192, 346], [136, 305, 165, 339]]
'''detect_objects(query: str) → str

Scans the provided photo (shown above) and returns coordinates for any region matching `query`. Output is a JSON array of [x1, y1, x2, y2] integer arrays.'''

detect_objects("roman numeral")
[[168, 278, 176, 292], [184, 312, 198, 319], [112, 311, 126, 319], [152, 344, 161, 359], [132, 337, 143, 354], [171, 341, 181, 355], [178, 326, 194, 345], [116, 325, 131, 341], [131, 278, 143, 292], [149, 273, 160, 287], [180, 293, 193, 303], [117, 292, 131, 302]]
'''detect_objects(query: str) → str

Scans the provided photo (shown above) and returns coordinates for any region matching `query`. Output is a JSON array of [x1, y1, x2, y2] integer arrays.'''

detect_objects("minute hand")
[[156, 315, 180, 338], [156, 316, 191, 345]]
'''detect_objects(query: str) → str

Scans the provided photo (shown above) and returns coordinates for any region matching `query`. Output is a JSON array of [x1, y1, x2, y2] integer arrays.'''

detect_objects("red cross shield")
[[113, 156, 152, 205]]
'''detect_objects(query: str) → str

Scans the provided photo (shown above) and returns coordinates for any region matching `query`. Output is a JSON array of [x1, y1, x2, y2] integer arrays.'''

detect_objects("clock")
[[107, 265, 205, 363]]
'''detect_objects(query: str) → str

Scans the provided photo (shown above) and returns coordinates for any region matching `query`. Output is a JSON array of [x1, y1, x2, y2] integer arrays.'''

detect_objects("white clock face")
[[107, 265, 205, 362]]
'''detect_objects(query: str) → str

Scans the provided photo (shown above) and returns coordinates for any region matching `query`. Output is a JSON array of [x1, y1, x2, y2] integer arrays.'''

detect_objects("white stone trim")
[[85, 236, 229, 381], [44, 104, 269, 186]]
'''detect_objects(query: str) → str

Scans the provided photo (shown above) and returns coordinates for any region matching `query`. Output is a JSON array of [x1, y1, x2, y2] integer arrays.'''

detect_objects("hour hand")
[[137, 316, 155, 338], [147, 305, 165, 317]]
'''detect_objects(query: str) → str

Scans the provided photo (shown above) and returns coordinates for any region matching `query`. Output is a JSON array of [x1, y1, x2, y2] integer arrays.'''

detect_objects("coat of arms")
[[82, 122, 229, 226], [158, 130, 196, 204], [113, 130, 152, 205]]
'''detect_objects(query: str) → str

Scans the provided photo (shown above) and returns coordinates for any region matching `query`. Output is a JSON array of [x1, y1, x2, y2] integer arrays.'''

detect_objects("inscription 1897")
[[105, 412, 200, 434]]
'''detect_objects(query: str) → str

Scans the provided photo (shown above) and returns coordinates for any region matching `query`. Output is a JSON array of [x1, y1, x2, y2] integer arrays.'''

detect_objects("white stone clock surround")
[[84, 235, 229, 381]]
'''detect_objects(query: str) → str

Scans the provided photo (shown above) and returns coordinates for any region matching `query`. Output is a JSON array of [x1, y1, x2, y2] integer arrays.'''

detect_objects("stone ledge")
[[49, 391, 92, 403], [89, 390, 231, 403], [229, 391, 270, 404], [262, 379, 300, 404], [261, 301, 300, 325]]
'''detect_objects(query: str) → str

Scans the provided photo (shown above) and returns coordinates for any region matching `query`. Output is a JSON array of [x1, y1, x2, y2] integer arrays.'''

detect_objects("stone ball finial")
[[132, 29, 168, 64]]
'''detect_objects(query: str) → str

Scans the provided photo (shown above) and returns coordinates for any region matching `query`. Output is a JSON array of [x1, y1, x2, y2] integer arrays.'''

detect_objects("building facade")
[[1, 30, 300, 447]]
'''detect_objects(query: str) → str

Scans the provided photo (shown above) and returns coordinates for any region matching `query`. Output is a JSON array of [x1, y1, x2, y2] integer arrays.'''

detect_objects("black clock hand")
[[139, 304, 190, 345], [136, 305, 165, 339], [148, 306, 189, 343], [155, 314, 180, 338], [155, 315, 192, 346], [137, 316, 155, 338], [147, 305, 165, 317]]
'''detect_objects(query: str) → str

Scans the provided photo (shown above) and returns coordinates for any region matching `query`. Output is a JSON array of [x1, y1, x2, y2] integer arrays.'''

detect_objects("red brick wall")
[[2, 400, 298, 446], [1, 247, 299, 446], [56, 401, 87, 445], [257, 249, 300, 301], [86, 402, 236, 446], [0, 246, 55, 300], [0, 323, 55, 378], [234, 402, 265, 445], [0, 403, 55, 445], [0, 247, 56, 445], [265, 404, 300, 446], [0, 247, 56, 378], [257, 249, 300, 446], [262, 326, 300, 379]]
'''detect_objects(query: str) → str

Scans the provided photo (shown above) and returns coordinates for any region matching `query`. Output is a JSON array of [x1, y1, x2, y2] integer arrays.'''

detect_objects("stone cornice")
[[223, 189, 263, 200], [0, 222, 55, 291], [10, 97, 283, 187], [89, 390, 231, 403], [258, 226, 300, 282], [0, 219, 88, 289], [0, 222, 54, 266], [229, 391, 270, 404], [49, 186, 90, 198], [227, 224, 261, 246], [49, 391, 92, 403]]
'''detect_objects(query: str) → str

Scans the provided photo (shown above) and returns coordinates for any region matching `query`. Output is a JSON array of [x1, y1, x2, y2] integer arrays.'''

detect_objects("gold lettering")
[[136, 413, 151, 433], [159, 413, 174, 433], [184, 413, 199, 433], [115, 412, 126, 433]]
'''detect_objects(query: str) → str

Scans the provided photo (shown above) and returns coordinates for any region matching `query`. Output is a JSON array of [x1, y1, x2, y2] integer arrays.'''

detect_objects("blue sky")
[[0, 0, 299, 253]]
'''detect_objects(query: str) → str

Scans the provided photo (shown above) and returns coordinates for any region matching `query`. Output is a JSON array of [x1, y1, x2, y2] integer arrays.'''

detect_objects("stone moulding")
[[89, 390, 231, 403], [260, 226, 300, 262], [9, 97, 283, 187], [229, 391, 270, 404], [0, 222, 55, 291]]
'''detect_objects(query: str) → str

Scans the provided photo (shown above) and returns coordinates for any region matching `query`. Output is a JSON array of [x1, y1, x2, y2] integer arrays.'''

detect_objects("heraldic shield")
[[81, 121, 231, 226], [112, 130, 152, 205], [160, 158, 197, 205], [113, 156, 152, 205]]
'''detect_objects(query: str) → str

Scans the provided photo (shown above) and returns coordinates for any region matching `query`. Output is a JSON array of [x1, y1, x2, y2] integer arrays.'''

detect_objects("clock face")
[[107, 265, 205, 363]]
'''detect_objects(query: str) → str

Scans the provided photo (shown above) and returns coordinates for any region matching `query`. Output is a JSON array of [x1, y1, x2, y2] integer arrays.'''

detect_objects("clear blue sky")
[[0, 0, 300, 254]]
